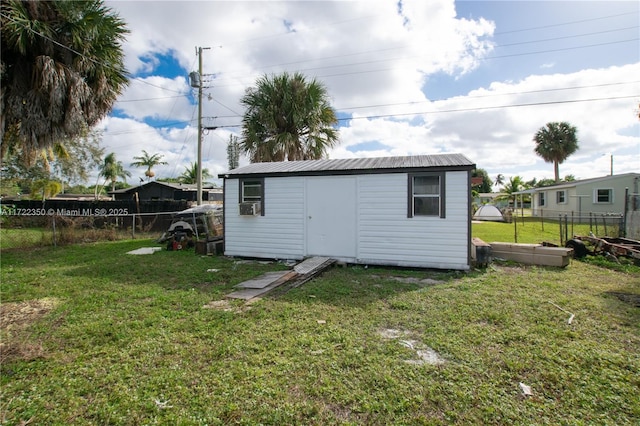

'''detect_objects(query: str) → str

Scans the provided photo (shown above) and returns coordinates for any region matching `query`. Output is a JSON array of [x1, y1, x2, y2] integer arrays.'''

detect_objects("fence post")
[[132, 214, 136, 239], [514, 212, 518, 243], [602, 214, 607, 236], [541, 209, 544, 232], [559, 215, 563, 245], [619, 214, 624, 238], [623, 188, 629, 238], [571, 211, 574, 237], [52, 215, 57, 248]]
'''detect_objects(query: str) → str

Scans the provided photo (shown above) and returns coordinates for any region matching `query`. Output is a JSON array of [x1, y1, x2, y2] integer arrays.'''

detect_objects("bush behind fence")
[[0, 211, 184, 250]]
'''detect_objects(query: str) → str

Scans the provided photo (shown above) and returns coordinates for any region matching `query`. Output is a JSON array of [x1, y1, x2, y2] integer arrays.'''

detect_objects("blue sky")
[[101, 0, 639, 188]]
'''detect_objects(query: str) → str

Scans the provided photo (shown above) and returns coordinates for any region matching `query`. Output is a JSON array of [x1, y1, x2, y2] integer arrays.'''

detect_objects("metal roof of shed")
[[220, 153, 475, 178]]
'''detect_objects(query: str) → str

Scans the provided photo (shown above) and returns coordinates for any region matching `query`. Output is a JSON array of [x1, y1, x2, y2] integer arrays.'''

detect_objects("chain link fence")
[[0, 211, 170, 249], [508, 208, 624, 244], [1, 205, 223, 251]]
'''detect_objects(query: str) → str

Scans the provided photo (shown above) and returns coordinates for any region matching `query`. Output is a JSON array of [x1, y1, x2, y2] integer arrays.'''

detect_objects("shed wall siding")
[[357, 172, 469, 269], [224, 177, 305, 259], [224, 171, 471, 269]]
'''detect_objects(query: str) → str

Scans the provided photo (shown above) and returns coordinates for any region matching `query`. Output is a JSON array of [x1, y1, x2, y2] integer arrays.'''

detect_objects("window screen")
[[409, 174, 444, 218], [241, 180, 262, 202], [595, 188, 612, 203]]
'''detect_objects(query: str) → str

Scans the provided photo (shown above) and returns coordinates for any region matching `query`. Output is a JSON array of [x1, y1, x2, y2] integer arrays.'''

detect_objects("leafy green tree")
[[179, 162, 211, 185], [51, 129, 104, 186], [533, 122, 579, 182], [1, 129, 103, 195], [131, 150, 167, 181], [1, 0, 129, 160], [472, 168, 492, 193], [240, 72, 339, 162], [96, 152, 130, 198], [535, 178, 557, 188]]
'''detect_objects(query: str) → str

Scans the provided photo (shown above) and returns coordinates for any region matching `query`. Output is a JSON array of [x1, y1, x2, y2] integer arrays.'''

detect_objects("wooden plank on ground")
[[294, 256, 332, 275], [226, 257, 335, 301], [490, 242, 573, 256], [227, 271, 298, 300], [491, 249, 571, 267], [235, 271, 291, 289]]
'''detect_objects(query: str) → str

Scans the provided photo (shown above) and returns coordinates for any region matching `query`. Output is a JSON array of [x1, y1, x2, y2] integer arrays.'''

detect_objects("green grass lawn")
[[1, 238, 639, 425], [471, 218, 616, 246]]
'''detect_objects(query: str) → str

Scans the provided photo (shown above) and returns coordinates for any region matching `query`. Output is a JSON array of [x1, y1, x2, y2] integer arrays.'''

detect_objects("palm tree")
[[130, 150, 167, 181], [179, 162, 211, 184], [533, 122, 579, 182], [494, 174, 505, 189], [31, 179, 62, 201], [1, 0, 129, 161], [96, 152, 130, 198], [240, 72, 339, 162], [497, 176, 526, 206]]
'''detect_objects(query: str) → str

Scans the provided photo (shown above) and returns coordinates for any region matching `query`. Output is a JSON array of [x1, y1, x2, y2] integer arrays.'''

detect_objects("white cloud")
[[93, 0, 639, 189]]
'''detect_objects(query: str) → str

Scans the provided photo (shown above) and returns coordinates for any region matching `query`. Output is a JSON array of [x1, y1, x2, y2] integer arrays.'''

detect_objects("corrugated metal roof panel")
[[221, 153, 474, 177]]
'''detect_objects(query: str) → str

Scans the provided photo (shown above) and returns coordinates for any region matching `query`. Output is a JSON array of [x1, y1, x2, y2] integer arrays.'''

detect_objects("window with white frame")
[[538, 192, 546, 207], [239, 178, 265, 215], [594, 188, 613, 204], [408, 173, 445, 218], [241, 179, 262, 202], [556, 190, 566, 204]]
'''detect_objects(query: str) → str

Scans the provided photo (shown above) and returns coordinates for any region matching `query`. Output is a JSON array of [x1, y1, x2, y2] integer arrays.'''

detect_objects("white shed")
[[219, 154, 476, 270]]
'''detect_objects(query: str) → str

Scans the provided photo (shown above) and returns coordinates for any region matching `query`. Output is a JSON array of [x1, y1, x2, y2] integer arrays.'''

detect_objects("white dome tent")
[[473, 205, 505, 222]]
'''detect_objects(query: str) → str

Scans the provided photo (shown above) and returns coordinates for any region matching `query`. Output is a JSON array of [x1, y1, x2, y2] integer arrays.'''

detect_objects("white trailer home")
[[518, 173, 640, 217], [219, 154, 476, 270]]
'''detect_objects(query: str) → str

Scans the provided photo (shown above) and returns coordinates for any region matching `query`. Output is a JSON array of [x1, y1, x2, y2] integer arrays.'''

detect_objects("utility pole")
[[190, 46, 210, 205]]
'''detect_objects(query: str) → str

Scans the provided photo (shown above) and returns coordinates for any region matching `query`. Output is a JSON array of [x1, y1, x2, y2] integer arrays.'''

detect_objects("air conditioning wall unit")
[[239, 202, 261, 216]]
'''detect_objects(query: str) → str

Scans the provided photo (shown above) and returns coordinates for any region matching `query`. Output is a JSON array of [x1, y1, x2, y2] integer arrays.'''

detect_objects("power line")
[[338, 94, 640, 122], [494, 11, 638, 35], [496, 26, 638, 48], [209, 37, 637, 89], [117, 95, 186, 103], [336, 81, 640, 112], [102, 93, 639, 137]]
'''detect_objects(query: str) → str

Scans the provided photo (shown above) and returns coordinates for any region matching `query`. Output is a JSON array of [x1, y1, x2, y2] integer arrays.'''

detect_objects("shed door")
[[306, 177, 357, 258]]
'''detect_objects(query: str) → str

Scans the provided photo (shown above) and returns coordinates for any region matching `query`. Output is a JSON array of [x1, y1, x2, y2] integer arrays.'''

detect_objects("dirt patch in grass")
[[378, 328, 446, 365], [605, 291, 640, 307], [0, 298, 59, 363], [202, 299, 251, 313], [371, 275, 445, 287]]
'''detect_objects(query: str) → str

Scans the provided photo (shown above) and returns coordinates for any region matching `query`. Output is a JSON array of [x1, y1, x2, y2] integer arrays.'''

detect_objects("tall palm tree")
[[494, 174, 505, 188], [1, 0, 129, 161], [533, 122, 579, 182], [179, 162, 211, 184], [130, 150, 167, 181], [96, 152, 130, 198], [240, 72, 339, 162]]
